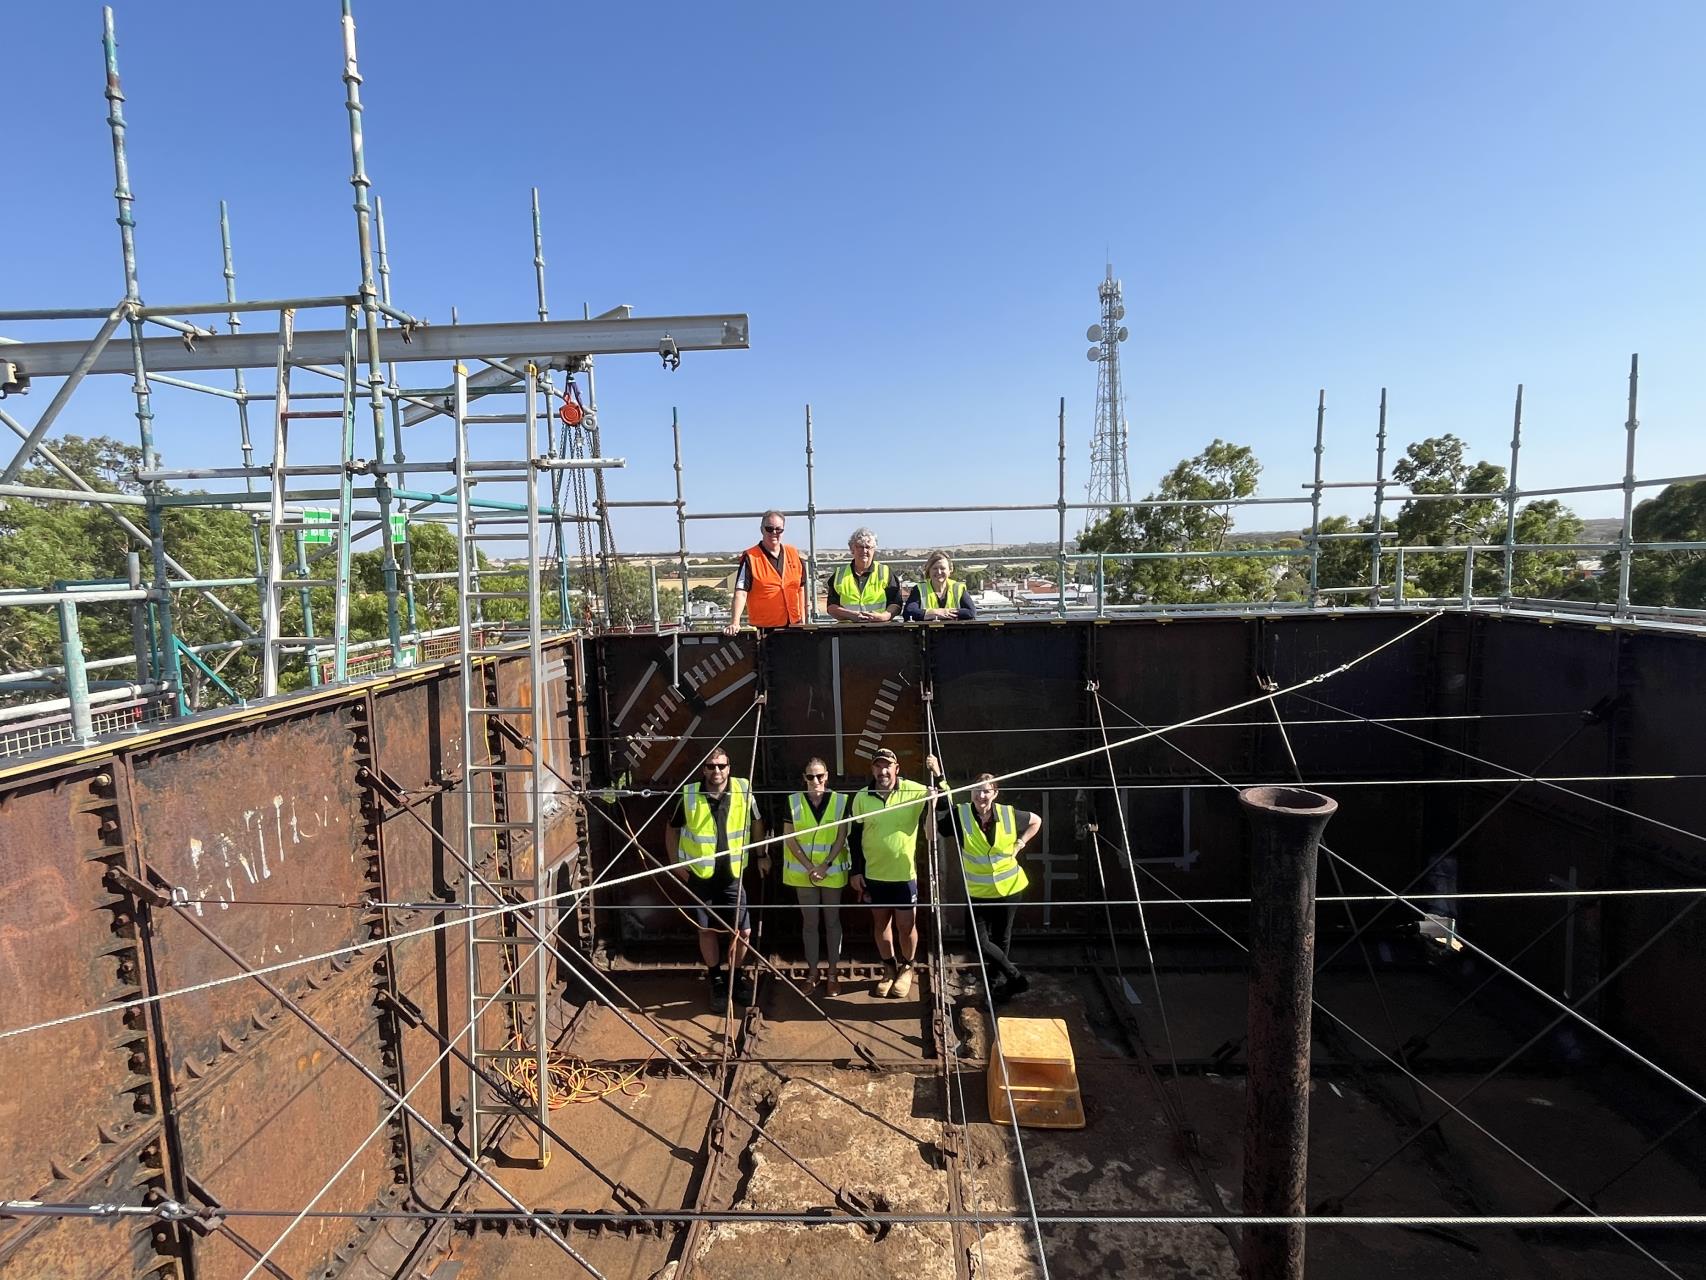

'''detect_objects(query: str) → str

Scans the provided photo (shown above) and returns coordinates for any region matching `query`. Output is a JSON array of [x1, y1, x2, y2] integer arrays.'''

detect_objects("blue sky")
[[5, 2, 1702, 553]]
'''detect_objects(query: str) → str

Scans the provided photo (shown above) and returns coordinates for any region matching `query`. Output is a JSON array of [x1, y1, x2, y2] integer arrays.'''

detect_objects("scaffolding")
[[0, 8, 1700, 752]]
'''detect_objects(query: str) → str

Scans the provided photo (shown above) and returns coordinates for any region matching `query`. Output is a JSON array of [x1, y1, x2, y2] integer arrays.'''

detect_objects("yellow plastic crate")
[[987, 1016, 1086, 1129]]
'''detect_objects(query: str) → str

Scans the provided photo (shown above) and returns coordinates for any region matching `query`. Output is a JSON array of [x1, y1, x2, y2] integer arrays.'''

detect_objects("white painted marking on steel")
[[704, 670, 758, 706], [612, 660, 660, 728], [651, 715, 702, 779]]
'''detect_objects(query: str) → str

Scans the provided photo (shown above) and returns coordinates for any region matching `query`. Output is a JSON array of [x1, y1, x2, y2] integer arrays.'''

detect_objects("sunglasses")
[[803, 772, 828, 781], [762, 525, 785, 534], [705, 761, 730, 770]]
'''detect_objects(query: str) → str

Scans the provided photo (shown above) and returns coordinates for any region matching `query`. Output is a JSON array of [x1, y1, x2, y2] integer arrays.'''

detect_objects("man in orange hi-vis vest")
[[725, 509, 806, 633]]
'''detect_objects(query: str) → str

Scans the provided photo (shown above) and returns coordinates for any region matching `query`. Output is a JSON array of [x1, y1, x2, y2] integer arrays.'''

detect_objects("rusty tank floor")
[[437, 959, 1706, 1279]]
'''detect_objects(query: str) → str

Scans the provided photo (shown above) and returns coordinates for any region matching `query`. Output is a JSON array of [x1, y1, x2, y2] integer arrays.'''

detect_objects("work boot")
[[874, 962, 898, 998], [889, 964, 915, 1000], [993, 972, 1029, 1006], [731, 971, 756, 1006], [708, 969, 729, 1005]]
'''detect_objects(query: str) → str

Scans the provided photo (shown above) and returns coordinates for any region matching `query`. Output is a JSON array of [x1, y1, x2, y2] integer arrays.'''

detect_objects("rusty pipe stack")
[[1239, 785, 1338, 1280]]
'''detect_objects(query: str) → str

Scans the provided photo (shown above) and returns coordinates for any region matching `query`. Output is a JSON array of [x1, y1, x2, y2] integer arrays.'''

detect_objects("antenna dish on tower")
[[1086, 324, 1103, 342], [1117, 326, 1129, 342], [1114, 304, 1125, 321], [1086, 347, 1102, 361]]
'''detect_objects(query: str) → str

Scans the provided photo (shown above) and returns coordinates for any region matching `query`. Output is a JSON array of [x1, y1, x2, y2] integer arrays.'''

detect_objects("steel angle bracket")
[[833, 1186, 890, 1240]]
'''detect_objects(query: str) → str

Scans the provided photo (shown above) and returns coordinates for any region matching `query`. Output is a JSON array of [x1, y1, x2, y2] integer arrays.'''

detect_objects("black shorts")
[[690, 878, 751, 933], [865, 878, 918, 908]]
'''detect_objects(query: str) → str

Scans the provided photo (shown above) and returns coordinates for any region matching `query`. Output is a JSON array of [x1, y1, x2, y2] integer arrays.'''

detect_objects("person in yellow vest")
[[939, 770, 1040, 1004], [825, 527, 902, 623], [666, 750, 770, 1006], [848, 747, 939, 999], [781, 756, 849, 995], [903, 550, 978, 621]]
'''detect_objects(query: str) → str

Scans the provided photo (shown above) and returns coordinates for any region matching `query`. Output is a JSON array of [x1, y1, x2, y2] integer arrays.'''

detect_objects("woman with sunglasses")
[[781, 757, 850, 994]]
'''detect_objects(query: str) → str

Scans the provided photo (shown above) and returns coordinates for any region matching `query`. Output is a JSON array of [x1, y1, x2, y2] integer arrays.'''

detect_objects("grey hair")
[[760, 509, 786, 527], [848, 526, 878, 549]]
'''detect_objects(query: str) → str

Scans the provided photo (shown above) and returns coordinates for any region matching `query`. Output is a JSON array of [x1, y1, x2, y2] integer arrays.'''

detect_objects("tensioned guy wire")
[[0, 612, 1442, 1045]]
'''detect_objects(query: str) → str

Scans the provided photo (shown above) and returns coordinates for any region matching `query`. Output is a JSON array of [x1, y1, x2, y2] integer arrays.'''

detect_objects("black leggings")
[[966, 899, 1021, 981]]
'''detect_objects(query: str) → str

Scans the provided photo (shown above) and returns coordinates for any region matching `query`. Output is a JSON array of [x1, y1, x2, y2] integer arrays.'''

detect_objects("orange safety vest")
[[743, 543, 805, 628]]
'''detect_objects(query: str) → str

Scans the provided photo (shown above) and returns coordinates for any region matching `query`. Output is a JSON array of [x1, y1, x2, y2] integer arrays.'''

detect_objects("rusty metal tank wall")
[[585, 616, 1440, 950], [1448, 617, 1706, 1090], [584, 615, 1706, 1090], [3, 613, 1702, 1277], [0, 638, 587, 1280]]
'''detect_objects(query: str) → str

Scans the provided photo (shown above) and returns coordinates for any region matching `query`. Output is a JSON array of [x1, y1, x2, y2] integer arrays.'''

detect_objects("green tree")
[[1390, 434, 1504, 599], [1601, 480, 1706, 608], [689, 583, 730, 609], [1311, 513, 1376, 601], [1079, 440, 1276, 605], [1387, 435, 1584, 601]]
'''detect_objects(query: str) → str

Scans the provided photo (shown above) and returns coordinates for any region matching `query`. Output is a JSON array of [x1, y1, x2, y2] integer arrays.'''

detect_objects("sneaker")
[[889, 964, 915, 1000], [874, 965, 897, 998], [731, 972, 756, 1006], [709, 970, 729, 1004]]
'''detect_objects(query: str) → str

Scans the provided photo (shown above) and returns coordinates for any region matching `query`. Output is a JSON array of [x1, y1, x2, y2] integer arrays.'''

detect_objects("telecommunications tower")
[[1084, 264, 1132, 509]]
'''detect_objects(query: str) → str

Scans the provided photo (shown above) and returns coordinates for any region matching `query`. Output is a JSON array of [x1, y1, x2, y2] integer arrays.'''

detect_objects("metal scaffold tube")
[[340, 0, 404, 669], [100, 5, 184, 717]]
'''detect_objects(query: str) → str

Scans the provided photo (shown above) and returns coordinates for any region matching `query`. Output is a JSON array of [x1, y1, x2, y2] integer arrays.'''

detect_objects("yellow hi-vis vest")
[[915, 579, 966, 612], [832, 562, 891, 610], [956, 802, 1030, 899], [851, 779, 930, 882], [783, 791, 850, 888], [677, 779, 751, 878]]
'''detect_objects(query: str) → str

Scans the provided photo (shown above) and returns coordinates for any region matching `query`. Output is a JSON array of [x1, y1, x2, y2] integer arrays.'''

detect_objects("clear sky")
[[5, 2, 1702, 554]]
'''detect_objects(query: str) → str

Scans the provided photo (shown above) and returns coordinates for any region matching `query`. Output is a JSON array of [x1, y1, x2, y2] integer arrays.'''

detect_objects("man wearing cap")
[[725, 509, 806, 634], [666, 749, 771, 1006], [848, 748, 939, 998]]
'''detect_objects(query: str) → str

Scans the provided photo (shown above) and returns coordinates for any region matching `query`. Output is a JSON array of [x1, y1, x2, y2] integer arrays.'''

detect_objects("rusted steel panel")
[[1093, 618, 1258, 781], [179, 967, 394, 1280], [0, 770, 155, 1207], [599, 631, 761, 783], [1605, 889, 1706, 1092], [371, 672, 469, 907], [1469, 616, 1615, 794], [1262, 613, 1437, 782], [927, 624, 1087, 930], [0, 1144, 176, 1279], [757, 627, 925, 786], [128, 704, 372, 1078], [1619, 628, 1706, 858], [392, 912, 471, 1153]]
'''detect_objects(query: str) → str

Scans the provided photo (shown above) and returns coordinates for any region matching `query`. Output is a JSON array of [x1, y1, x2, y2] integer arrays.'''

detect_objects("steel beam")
[[4, 313, 750, 378]]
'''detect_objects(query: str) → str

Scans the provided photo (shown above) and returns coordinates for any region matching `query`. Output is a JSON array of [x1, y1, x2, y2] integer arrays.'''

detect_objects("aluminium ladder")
[[260, 306, 358, 696], [454, 360, 552, 1164]]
